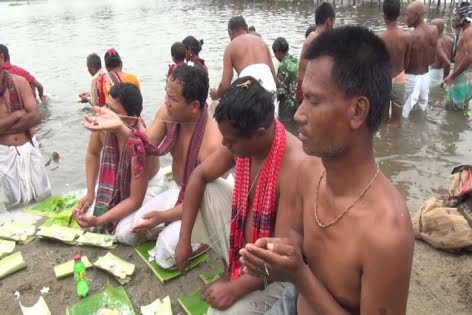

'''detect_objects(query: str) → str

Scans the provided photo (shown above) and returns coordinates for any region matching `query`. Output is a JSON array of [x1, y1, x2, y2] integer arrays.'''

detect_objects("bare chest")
[[302, 200, 362, 311]]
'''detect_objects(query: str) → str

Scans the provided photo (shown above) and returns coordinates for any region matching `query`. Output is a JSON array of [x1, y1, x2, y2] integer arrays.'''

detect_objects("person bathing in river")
[[182, 36, 208, 76], [380, 0, 411, 124], [79, 53, 105, 107], [0, 47, 50, 208], [96, 48, 141, 107], [443, 1, 472, 111], [167, 42, 186, 79], [0, 44, 46, 103], [430, 19, 453, 87], [402, 0, 438, 118], [210, 16, 278, 115], [175, 77, 306, 314], [296, 2, 335, 107], [74, 83, 158, 236], [240, 26, 414, 315]]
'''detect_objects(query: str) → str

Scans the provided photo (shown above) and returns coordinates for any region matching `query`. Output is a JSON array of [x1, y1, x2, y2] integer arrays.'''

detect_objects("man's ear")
[[349, 96, 370, 130]]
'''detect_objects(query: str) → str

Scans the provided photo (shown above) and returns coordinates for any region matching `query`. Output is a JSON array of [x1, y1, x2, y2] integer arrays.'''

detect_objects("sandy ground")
[[1, 234, 471, 315]]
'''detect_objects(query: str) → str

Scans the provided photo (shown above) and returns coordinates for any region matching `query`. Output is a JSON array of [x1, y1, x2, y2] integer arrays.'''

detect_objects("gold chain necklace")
[[314, 164, 380, 228]]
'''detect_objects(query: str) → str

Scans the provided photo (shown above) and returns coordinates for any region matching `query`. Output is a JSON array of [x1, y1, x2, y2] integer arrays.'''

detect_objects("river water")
[[1, 0, 471, 213]]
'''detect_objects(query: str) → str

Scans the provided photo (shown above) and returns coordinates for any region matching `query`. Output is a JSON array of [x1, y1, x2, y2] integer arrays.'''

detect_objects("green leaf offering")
[[135, 241, 209, 283], [19, 296, 51, 315], [141, 296, 173, 315], [66, 282, 136, 315], [93, 252, 135, 281], [0, 222, 36, 244], [0, 251, 27, 279], [54, 256, 92, 279], [37, 225, 84, 243], [27, 194, 79, 217], [0, 239, 16, 259], [76, 232, 117, 249], [178, 289, 209, 315]]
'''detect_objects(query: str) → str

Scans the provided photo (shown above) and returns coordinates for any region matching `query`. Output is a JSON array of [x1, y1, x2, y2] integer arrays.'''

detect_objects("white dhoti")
[[429, 68, 444, 88], [115, 176, 234, 267], [0, 137, 51, 209], [403, 72, 430, 118], [239, 64, 279, 117]]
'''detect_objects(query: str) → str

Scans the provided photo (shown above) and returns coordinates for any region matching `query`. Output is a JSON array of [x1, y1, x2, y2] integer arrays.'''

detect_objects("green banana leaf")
[[36, 226, 84, 243], [93, 252, 135, 280], [0, 251, 27, 279], [54, 256, 92, 279], [66, 282, 135, 315], [76, 232, 117, 249], [41, 209, 81, 229], [26, 194, 79, 217], [141, 296, 173, 315], [135, 241, 208, 283], [0, 239, 16, 259], [0, 222, 36, 244], [178, 289, 209, 315], [199, 261, 224, 285], [20, 296, 51, 315]]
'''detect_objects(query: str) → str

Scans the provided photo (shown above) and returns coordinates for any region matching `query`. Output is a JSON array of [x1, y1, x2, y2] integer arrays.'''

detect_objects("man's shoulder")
[[11, 73, 29, 87], [362, 176, 413, 249]]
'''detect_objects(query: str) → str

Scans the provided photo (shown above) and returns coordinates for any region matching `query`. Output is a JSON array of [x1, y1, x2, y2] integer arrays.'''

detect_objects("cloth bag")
[[412, 165, 472, 252]]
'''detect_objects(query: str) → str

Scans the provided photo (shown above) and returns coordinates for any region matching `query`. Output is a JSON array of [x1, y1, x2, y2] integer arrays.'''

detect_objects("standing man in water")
[[380, 0, 411, 124], [241, 26, 414, 315], [210, 16, 277, 113], [430, 19, 453, 87], [443, 2, 472, 111], [79, 53, 105, 107], [403, 0, 438, 118], [296, 2, 335, 107], [0, 47, 51, 208], [0, 44, 46, 102]]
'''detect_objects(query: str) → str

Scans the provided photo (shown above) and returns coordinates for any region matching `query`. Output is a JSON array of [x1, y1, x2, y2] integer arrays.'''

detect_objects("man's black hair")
[[0, 44, 10, 61], [272, 37, 289, 54], [383, 0, 401, 22], [182, 36, 203, 55], [304, 26, 392, 133], [86, 53, 101, 70], [214, 76, 274, 137], [315, 2, 335, 26], [171, 42, 186, 62], [228, 16, 248, 31], [170, 64, 209, 109], [109, 83, 143, 117], [104, 49, 122, 70], [305, 24, 317, 38]]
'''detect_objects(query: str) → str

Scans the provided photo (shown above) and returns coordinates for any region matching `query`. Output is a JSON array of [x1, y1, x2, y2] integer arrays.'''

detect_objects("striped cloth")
[[228, 119, 286, 280], [1, 71, 22, 111], [445, 69, 472, 111]]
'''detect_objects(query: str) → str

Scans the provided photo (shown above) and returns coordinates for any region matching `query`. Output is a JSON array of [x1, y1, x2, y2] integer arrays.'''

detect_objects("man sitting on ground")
[[241, 26, 414, 315], [175, 77, 306, 314], [74, 83, 155, 236]]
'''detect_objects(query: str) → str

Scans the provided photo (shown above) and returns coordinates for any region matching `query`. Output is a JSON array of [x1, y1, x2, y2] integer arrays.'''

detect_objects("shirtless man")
[[241, 26, 414, 315], [380, 0, 411, 123], [175, 77, 306, 314], [0, 44, 46, 102], [0, 49, 50, 208], [80, 65, 223, 247], [403, 0, 438, 118], [210, 16, 277, 111], [430, 19, 453, 86], [296, 2, 335, 106], [443, 2, 472, 110]]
